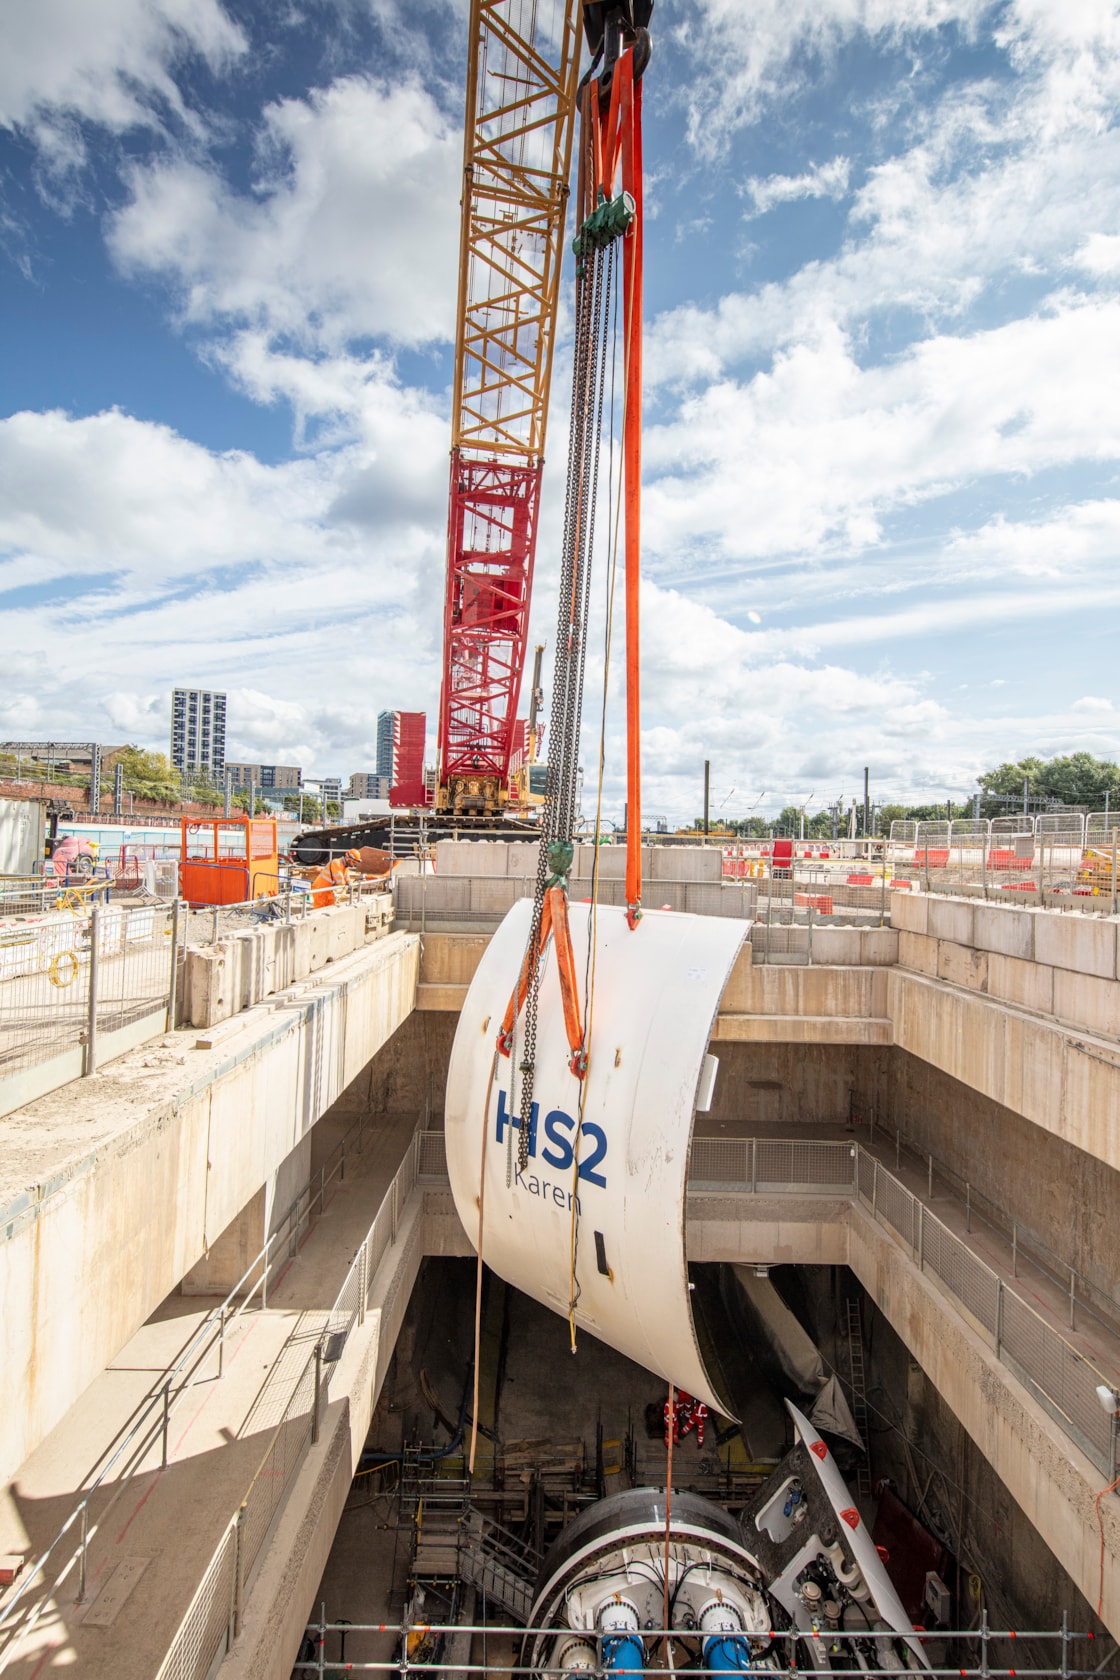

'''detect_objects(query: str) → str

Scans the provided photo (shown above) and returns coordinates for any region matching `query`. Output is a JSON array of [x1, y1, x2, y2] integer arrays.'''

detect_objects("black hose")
[[358, 1370, 472, 1469]]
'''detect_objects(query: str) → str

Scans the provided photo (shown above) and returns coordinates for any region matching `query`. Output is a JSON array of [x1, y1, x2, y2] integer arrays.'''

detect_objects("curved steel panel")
[[445, 899, 746, 1411]]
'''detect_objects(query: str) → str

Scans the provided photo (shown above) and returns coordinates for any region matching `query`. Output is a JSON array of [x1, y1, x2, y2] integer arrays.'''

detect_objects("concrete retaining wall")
[[0, 932, 419, 1485], [714, 949, 892, 1043], [396, 875, 757, 923], [890, 966, 1120, 1171], [685, 1191, 1120, 1638], [432, 841, 725, 882]]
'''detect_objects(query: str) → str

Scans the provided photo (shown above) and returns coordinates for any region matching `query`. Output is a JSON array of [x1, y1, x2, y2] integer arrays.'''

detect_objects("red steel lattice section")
[[439, 454, 541, 784]]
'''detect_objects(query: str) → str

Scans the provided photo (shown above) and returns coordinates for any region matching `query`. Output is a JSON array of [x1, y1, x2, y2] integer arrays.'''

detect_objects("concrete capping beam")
[[711, 1014, 892, 1044], [893, 888, 1120, 979], [897, 926, 1120, 1042]]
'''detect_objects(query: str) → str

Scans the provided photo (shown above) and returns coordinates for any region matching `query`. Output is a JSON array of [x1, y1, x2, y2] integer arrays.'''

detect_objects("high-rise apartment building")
[[373, 711, 426, 806], [375, 712, 394, 781], [170, 689, 226, 776]]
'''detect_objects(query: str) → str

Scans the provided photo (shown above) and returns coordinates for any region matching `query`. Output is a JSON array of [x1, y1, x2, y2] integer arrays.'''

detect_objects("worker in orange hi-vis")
[[310, 857, 349, 908], [308, 846, 395, 907]]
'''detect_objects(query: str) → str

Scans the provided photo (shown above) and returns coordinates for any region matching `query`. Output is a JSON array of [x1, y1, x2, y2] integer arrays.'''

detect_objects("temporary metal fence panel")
[[871, 1163, 916, 1251], [1087, 811, 1120, 841], [92, 904, 173, 1038], [689, 1136, 750, 1186], [417, 1130, 449, 1178], [332, 1249, 366, 1338], [890, 818, 1118, 910], [0, 903, 175, 1089], [856, 1148, 877, 1204], [754, 1138, 853, 1190]]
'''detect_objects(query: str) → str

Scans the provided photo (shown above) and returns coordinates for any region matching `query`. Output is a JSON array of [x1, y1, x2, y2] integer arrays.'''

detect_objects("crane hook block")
[[546, 839, 575, 891], [572, 191, 636, 260]]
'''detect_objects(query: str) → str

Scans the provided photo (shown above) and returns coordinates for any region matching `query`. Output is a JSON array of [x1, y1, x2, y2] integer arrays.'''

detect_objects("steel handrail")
[[0, 1102, 378, 1664], [146, 1129, 1118, 1680], [182, 1133, 422, 1665]]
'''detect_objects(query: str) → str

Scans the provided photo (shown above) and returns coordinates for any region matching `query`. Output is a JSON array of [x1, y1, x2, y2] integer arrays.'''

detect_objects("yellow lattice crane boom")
[[435, 0, 582, 818]]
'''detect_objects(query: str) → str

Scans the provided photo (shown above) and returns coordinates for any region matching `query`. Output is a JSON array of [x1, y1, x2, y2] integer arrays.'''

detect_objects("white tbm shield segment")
[[445, 899, 747, 1411]]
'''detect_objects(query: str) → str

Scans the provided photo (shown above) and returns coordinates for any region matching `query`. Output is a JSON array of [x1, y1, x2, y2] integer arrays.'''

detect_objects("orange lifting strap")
[[497, 885, 587, 1079], [591, 48, 645, 929]]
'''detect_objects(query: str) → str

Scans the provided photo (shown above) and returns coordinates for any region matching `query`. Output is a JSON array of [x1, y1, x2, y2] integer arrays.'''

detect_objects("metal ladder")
[[845, 1297, 873, 1498]]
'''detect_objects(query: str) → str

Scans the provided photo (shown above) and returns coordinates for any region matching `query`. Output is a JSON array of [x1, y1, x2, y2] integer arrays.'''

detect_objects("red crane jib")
[[439, 450, 542, 784]]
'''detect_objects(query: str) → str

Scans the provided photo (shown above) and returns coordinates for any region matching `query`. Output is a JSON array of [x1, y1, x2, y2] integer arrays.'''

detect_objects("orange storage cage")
[[179, 816, 279, 907]]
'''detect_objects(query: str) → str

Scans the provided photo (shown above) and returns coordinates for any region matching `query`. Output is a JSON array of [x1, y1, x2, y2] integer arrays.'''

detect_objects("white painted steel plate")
[[787, 1402, 929, 1667], [445, 899, 746, 1411]]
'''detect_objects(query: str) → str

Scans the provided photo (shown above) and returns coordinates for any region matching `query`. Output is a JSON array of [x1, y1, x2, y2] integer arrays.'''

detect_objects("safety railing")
[[406, 1132, 1118, 1478], [885, 817, 1120, 912], [686, 1135, 1118, 1478], [180, 876, 388, 947], [0, 1103, 385, 1671], [152, 1131, 424, 1680], [290, 1615, 1116, 1677], [0, 899, 178, 1087], [860, 1110, 1120, 1343]]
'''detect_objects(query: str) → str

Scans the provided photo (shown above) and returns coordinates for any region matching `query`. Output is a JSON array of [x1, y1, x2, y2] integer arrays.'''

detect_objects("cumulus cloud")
[[642, 298, 1120, 571], [0, 405, 449, 769], [742, 157, 851, 217], [108, 75, 461, 356], [650, 1, 1120, 392], [0, 0, 245, 188]]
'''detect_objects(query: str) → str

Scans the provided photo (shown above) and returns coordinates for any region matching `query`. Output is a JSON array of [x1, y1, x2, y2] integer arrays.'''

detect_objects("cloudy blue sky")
[[2, 0, 1119, 825]]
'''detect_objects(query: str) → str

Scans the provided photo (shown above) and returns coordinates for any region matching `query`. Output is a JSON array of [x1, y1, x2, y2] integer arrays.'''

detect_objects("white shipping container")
[[0, 798, 45, 878]]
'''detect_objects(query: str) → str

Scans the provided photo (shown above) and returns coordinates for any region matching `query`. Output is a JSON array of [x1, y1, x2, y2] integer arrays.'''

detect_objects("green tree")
[[112, 745, 180, 803], [977, 753, 1120, 815], [282, 790, 321, 821], [1036, 752, 1120, 808]]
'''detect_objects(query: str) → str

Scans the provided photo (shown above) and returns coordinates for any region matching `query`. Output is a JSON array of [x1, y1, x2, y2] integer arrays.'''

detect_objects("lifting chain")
[[515, 207, 618, 1171]]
